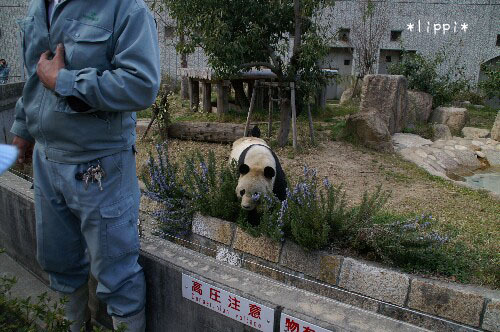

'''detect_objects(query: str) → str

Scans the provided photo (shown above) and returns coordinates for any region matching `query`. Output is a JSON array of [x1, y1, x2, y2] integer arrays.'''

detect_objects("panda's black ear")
[[239, 163, 250, 175], [264, 166, 275, 179]]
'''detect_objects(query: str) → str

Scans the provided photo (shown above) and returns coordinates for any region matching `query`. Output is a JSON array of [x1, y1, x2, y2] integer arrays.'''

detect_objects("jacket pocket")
[[63, 19, 112, 70], [101, 195, 139, 259], [17, 16, 40, 75]]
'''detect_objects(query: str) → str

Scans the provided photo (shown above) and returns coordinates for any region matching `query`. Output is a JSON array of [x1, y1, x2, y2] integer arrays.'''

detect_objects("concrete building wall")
[[1, 0, 498, 96], [0, 0, 29, 84]]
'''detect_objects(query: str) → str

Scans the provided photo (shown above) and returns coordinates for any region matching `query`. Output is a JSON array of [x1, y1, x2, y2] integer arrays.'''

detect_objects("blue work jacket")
[[11, 0, 161, 163]]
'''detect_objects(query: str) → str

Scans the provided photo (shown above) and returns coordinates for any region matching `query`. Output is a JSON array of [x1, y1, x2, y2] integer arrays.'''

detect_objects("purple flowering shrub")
[[143, 143, 195, 236]]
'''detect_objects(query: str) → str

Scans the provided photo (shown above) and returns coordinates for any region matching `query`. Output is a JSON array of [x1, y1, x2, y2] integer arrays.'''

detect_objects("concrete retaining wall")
[[0, 82, 24, 144], [165, 213, 500, 332], [1, 171, 434, 332]]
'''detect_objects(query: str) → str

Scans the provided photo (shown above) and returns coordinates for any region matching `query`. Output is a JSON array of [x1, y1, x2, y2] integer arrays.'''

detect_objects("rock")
[[392, 133, 432, 150], [483, 299, 500, 332], [430, 107, 468, 133], [461, 127, 490, 139], [491, 111, 500, 141], [432, 124, 452, 140], [408, 90, 433, 124], [345, 111, 394, 152], [360, 75, 408, 134], [339, 86, 361, 105], [408, 279, 485, 327], [475, 151, 486, 158], [473, 104, 484, 109], [484, 150, 500, 166], [453, 150, 481, 170], [339, 258, 410, 305]]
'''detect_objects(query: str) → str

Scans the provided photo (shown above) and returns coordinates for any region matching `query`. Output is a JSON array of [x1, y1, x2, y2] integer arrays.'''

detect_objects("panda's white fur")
[[230, 137, 283, 210]]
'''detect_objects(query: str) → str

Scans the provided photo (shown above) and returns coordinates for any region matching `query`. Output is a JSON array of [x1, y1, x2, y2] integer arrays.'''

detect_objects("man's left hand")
[[37, 43, 65, 90]]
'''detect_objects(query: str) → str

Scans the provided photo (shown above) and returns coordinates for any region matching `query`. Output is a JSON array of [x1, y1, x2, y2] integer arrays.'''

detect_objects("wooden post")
[[247, 81, 254, 101], [202, 81, 212, 113], [256, 85, 264, 111], [217, 81, 230, 115], [223, 81, 230, 113], [244, 81, 259, 137], [189, 78, 199, 112], [268, 87, 273, 138], [291, 82, 297, 149], [307, 102, 315, 145]]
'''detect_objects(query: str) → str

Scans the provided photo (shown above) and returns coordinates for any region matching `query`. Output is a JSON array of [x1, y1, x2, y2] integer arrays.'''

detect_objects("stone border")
[[180, 213, 500, 332]]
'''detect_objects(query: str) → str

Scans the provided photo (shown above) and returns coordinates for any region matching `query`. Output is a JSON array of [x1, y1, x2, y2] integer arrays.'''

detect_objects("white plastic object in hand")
[[0, 144, 18, 175]]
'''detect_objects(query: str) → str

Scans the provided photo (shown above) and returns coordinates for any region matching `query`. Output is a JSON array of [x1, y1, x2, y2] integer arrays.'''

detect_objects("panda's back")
[[230, 137, 270, 163]]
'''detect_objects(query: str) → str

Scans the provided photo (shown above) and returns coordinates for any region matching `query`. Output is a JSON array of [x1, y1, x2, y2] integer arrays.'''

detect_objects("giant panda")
[[230, 137, 287, 211]]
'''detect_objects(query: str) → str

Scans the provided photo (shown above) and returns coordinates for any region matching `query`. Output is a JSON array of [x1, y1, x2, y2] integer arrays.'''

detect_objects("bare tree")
[[348, 0, 390, 88]]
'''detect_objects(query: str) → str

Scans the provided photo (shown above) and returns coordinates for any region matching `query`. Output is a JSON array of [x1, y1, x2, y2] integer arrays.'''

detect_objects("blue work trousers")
[[32, 143, 145, 317]]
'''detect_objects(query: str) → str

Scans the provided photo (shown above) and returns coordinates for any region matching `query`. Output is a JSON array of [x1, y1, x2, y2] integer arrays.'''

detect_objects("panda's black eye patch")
[[239, 163, 250, 175], [240, 189, 245, 196], [264, 166, 275, 179]]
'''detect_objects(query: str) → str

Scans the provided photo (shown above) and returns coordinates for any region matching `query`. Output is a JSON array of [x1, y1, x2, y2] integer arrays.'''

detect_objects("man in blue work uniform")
[[11, 0, 160, 331]]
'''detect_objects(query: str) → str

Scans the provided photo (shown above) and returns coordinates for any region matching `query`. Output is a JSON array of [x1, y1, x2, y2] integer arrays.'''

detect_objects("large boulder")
[[392, 133, 432, 151], [408, 90, 433, 124], [340, 84, 362, 105], [429, 107, 468, 134], [345, 111, 394, 152], [432, 124, 452, 141], [461, 127, 490, 139], [360, 75, 409, 134], [491, 111, 500, 141]]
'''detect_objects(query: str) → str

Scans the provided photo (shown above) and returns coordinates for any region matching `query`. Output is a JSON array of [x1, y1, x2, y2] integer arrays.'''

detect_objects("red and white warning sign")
[[280, 313, 332, 332], [182, 274, 275, 332]]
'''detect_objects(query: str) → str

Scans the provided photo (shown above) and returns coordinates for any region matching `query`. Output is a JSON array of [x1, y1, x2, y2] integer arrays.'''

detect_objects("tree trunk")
[[231, 80, 249, 110], [179, 32, 189, 100], [277, 90, 291, 147], [168, 122, 260, 143]]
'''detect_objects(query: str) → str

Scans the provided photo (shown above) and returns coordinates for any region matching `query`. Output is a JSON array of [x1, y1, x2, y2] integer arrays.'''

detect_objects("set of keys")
[[75, 163, 106, 191]]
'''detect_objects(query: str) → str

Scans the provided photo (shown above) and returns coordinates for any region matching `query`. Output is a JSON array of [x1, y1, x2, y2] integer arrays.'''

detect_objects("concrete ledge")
[[186, 211, 500, 331]]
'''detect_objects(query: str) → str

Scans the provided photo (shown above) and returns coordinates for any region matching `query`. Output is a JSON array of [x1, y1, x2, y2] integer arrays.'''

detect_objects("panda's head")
[[236, 163, 275, 210]]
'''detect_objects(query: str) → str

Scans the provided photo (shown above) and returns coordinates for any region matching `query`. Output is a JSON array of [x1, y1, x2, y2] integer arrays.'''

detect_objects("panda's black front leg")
[[247, 208, 261, 227]]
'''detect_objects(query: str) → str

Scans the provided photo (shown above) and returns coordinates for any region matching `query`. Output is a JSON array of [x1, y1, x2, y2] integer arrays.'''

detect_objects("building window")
[[344, 59, 351, 66], [339, 28, 350, 42], [391, 30, 402, 41], [164, 25, 176, 39], [386, 56, 392, 63], [497, 34, 500, 46]]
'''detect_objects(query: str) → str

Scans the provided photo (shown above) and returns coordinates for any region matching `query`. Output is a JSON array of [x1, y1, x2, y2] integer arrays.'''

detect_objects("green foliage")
[[154, 0, 334, 106], [478, 63, 500, 99], [183, 153, 241, 222], [388, 50, 471, 107], [0, 275, 71, 331]]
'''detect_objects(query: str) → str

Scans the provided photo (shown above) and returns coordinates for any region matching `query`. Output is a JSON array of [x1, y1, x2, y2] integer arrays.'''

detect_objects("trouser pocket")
[[100, 195, 139, 259]]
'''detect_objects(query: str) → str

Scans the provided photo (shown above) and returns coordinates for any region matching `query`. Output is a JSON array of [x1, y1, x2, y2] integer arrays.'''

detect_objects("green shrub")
[[478, 63, 500, 100], [0, 274, 71, 331], [388, 50, 471, 107], [183, 152, 241, 222]]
